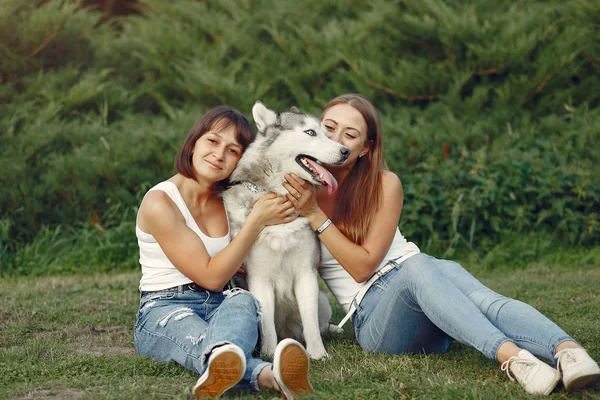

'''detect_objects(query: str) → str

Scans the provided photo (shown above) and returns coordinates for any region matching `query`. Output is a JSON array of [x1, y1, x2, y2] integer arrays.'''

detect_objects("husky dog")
[[222, 101, 348, 360]]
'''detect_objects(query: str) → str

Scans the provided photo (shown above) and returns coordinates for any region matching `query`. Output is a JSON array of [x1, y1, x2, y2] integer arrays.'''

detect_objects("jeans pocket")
[[372, 280, 387, 291], [136, 291, 178, 326]]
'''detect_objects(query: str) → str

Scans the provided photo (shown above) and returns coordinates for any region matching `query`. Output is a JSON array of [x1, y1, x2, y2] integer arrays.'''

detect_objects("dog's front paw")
[[306, 345, 329, 360], [260, 343, 276, 359]]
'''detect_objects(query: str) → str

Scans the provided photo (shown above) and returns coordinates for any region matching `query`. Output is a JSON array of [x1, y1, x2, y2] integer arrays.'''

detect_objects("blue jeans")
[[134, 286, 270, 391], [353, 253, 573, 361]]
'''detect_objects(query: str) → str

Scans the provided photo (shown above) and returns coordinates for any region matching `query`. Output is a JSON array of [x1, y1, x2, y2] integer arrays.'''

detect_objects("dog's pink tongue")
[[305, 159, 338, 195]]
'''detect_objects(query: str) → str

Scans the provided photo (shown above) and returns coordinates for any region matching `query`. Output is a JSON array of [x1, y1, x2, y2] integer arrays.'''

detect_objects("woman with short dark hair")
[[134, 106, 313, 399]]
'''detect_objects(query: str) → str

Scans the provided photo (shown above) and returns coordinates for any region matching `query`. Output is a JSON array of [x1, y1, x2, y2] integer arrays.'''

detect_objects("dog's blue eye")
[[304, 129, 316, 136]]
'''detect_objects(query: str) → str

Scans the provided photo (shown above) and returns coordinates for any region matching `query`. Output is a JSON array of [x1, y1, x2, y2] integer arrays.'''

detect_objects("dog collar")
[[241, 181, 268, 195]]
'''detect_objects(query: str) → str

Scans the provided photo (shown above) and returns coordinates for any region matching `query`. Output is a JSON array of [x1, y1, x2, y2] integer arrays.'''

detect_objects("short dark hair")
[[175, 106, 254, 188]]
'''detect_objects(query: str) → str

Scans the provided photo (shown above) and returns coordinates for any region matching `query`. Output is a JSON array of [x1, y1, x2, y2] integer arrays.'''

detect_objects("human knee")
[[224, 288, 260, 314], [401, 254, 437, 282], [469, 288, 508, 313]]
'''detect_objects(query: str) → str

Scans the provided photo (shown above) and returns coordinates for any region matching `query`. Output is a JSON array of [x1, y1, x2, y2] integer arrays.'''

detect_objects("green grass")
[[1, 255, 600, 399]]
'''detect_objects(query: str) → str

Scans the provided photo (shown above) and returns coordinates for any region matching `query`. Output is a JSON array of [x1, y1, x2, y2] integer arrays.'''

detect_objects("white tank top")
[[137, 181, 230, 291], [319, 227, 420, 312]]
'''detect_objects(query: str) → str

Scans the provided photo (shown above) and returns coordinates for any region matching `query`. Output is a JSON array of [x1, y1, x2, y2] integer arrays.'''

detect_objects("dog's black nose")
[[340, 147, 350, 158]]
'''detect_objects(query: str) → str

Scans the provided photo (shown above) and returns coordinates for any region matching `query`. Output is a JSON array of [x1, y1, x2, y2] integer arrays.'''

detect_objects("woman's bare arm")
[[284, 171, 403, 282], [138, 191, 295, 291]]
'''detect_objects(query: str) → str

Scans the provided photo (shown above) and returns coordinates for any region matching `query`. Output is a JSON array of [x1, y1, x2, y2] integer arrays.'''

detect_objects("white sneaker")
[[193, 344, 245, 398], [555, 347, 600, 391], [501, 349, 560, 395], [273, 338, 314, 400]]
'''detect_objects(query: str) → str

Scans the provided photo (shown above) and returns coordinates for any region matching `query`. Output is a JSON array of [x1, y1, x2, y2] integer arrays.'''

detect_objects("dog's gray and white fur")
[[222, 101, 348, 360]]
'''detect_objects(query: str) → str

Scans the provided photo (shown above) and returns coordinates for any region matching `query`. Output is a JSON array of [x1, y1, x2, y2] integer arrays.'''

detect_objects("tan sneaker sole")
[[194, 351, 244, 398], [278, 343, 314, 397]]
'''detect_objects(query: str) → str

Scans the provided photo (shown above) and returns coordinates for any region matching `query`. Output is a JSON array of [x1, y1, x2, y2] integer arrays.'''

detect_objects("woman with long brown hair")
[[283, 93, 600, 396]]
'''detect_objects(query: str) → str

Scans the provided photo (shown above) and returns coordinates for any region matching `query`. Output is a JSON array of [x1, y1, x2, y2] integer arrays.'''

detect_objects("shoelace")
[[501, 355, 538, 382], [555, 348, 581, 373]]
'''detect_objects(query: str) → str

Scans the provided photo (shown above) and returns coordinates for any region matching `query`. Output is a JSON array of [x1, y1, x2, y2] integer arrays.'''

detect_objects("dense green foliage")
[[1, 0, 599, 274]]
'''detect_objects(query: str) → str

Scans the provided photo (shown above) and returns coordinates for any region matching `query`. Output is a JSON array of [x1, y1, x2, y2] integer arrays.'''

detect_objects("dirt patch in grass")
[[71, 342, 135, 357], [29, 325, 136, 356], [70, 325, 136, 357]]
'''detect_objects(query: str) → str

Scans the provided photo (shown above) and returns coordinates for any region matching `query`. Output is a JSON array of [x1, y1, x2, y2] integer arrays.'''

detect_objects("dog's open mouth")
[[295, 155, 339, 195]]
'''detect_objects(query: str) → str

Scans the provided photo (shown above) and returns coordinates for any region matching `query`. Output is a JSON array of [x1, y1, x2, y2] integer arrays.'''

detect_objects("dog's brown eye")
[[304, 129, 316, 136]]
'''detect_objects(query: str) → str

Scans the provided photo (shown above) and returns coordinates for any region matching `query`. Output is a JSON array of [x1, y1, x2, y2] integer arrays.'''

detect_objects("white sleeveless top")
[[319, 227, 420, 312], [136, 181, 230, 291]]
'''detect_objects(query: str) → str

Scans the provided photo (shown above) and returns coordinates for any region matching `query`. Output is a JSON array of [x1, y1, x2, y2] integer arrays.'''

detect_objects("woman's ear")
[[359, 140, 372, 158]]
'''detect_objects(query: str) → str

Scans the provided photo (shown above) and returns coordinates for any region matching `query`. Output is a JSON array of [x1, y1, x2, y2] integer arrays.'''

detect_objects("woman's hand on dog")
[[283, 173, 319, 218], [248, 192, 297, 228]]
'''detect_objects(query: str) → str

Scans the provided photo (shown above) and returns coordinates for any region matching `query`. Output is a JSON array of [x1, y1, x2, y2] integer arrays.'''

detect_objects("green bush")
[[1, 0, 599, 274]]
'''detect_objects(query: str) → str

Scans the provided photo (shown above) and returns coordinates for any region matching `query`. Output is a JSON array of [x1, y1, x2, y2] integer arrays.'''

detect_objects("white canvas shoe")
[[193, 344, 245, 398], [501, 349, 560, 395], [555, 348, 600, 391], [273, 338, 314, 400]]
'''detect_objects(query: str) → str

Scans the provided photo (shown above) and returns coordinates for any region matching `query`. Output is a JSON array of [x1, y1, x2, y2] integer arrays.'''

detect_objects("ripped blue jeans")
[[134, 285, 270, 391]]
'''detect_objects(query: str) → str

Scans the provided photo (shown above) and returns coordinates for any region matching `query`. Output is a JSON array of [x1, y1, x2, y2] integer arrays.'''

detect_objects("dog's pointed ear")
[[289, 106, 301, 113], [252, 101, 278, 133]]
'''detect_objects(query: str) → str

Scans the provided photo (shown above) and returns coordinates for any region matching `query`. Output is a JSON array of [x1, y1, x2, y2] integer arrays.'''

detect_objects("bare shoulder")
[[140, 190, 175, 215], [381, 170, 402, 194], [138, 190, 183, 231]]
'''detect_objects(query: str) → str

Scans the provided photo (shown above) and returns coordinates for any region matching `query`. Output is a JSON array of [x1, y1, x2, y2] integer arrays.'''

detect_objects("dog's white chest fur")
[[223, 187, 328, 359], [258, 218, 310, 251]]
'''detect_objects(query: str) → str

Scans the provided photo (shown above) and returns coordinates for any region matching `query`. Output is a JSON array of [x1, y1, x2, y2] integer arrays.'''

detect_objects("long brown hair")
[[321, 94, 387, 245]]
